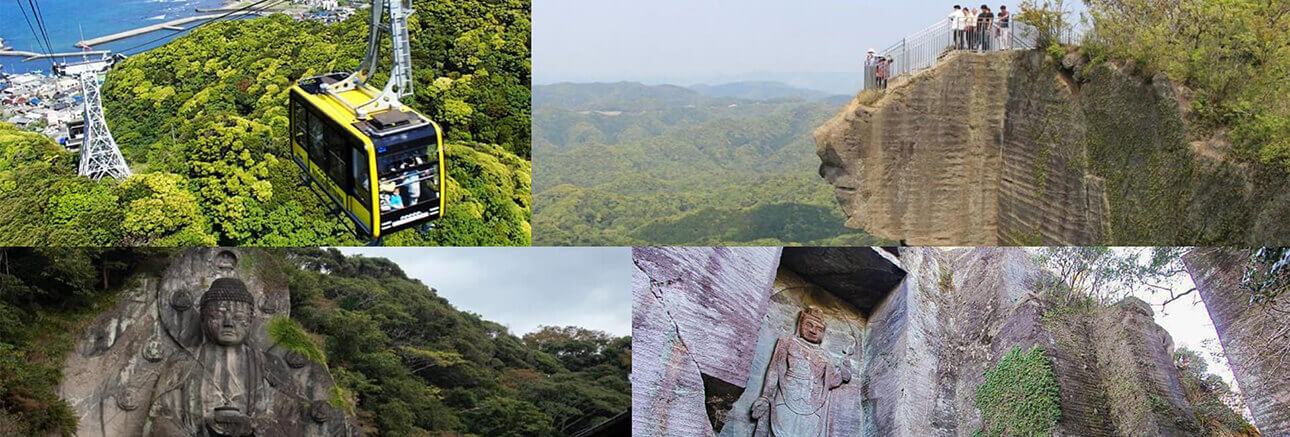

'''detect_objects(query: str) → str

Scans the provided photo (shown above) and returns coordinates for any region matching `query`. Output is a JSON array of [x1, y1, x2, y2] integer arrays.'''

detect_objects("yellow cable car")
[[289, 73, 444, 238]]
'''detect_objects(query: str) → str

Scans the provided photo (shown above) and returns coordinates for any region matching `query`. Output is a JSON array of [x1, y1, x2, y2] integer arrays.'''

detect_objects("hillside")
[[0, 0, 531, 246], [688, 81, 835, 101], [0, 248, 629, 436], [533, 82, 891, 246]]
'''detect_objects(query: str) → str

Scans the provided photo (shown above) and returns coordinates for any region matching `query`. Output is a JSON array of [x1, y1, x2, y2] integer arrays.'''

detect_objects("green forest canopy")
[[533, 82, 890, 246], [1076, 0, 1290, 171], [0, 248, 628, 436], [0, 0, 531, 246]]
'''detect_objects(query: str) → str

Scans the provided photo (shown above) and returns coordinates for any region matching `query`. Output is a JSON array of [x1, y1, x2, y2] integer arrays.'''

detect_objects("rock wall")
[[1184, 248, 1290, 435], [815, 50, 1290, 245], [58, 248, 354, 437], [633, 246, 1209, 436], [631, 247, 784, 437]]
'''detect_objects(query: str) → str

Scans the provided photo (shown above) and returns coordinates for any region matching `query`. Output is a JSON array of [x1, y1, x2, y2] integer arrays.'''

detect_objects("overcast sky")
[[335, 247, 631, 337], [534, 0, 1087, 85]]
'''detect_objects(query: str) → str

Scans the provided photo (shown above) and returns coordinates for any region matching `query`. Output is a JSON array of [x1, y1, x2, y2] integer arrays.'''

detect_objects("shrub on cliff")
[[1084, 0, 1290, 172], [974, 345, 1062, 437]]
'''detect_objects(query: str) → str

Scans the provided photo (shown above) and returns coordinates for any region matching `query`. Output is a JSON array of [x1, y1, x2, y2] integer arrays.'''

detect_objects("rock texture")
[[815, 50, 1290, 245], [633, 246, 1209, 436], [631, 247, 784, 437], [1184, 248, 1290, 435], [58, 248, 355, 437]]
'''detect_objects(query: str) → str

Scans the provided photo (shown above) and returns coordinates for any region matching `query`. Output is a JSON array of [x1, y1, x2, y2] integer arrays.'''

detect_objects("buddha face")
[[798, 315, 826, 344], [201, 300, 253, 346]]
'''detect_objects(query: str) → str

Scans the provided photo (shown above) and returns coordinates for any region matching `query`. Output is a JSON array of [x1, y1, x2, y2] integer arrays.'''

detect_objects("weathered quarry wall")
[[1185, 248, 1290, 435], [631, 247, 784, 437], [815, 50, 1290, 245], [633, 246, 1205, 436]]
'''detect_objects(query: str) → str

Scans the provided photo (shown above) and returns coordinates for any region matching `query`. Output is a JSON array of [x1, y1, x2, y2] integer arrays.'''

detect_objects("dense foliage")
[[285, 249, 629, 435], [0, 248, 172, 435], [1174, 348, 1258, 435], [0, 0, 530, 246], [1081, 0, 1290, 171], [973, 346, 1062, 437], [533, 82, 890, 246]]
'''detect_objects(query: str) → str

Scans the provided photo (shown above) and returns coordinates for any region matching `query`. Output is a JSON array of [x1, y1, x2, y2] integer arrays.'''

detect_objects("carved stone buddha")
[[750, 307, 851, 437], [145, 278, 282, 437]]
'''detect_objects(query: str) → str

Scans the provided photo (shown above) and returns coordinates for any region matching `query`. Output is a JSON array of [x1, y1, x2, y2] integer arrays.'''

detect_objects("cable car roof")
[[296, 73, 431, 138]]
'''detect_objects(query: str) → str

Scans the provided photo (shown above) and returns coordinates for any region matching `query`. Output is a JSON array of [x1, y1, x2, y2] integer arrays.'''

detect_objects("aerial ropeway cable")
[[12, 0, 55, 67]]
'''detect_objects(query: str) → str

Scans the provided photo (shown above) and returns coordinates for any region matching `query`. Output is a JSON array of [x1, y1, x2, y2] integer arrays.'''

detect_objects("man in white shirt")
[[864, 48, 878, 89], [950, 5, 965, 49]]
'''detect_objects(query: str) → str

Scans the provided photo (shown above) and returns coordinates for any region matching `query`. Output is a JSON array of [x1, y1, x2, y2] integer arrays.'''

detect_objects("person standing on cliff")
[[996, 6, 1011, 50], [950, 6, 966, 49], [864, 49, 878, 89], [977, 5, 994, 51], [875, 57, 889, 89], [965, 8, 978, 50]]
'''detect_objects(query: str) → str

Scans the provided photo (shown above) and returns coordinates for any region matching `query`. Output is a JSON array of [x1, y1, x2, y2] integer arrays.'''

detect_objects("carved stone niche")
[[718, 271, 866, 437], [715, 248, 905, 437]]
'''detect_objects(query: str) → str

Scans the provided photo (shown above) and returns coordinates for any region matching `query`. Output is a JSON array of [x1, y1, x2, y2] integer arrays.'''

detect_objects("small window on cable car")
[[351, 142, 370, 208], [307, 109, 326, 165], [325, 124, 349, 192], [291, 99, 306, 148], [377, 143, 437, 213]]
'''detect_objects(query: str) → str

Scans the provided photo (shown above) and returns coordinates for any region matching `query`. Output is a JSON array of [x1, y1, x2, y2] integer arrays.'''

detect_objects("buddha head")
[[796, 307, 826, 344], [200, 278, 255, 347]]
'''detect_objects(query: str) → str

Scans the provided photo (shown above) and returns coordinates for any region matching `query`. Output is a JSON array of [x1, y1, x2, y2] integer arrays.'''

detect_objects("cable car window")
[[352, 145, 370, 208], [307, 109, 326, 165], [291, 99, 306, 149], [377, 139, 437, 214], [325, 125, 349, 192]]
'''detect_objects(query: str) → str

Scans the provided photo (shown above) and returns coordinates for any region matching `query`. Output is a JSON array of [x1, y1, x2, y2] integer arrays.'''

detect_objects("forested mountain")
[[533, 82, 890, 246], [0, 248, 628, 436], [0, 0, 531, 246], [688, 81, 835, 101]]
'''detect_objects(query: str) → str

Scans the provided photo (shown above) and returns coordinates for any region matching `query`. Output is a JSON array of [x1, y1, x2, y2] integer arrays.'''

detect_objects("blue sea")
[[1, 0, 227, 74]]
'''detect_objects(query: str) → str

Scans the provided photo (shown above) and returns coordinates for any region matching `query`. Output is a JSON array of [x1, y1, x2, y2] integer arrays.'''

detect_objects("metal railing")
[[863, 16, 1087, 89]]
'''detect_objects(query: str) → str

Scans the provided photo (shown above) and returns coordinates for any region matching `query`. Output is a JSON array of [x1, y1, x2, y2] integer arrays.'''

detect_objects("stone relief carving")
[[750, 307, 852, 437], [59, 249, 354, 437]]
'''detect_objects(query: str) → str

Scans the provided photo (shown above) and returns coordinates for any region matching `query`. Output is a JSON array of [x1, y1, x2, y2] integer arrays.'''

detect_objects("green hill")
[[0, 248, 628, 436], [0, 0, 530, 246], [533, 82, 891, 246]]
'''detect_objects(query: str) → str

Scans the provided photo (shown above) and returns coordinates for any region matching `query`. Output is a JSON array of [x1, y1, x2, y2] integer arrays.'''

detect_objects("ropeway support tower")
[[54, 54, 132, 181]]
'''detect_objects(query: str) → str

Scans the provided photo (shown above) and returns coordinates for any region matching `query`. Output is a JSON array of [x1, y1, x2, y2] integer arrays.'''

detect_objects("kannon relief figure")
[[751, 307, 851, 437]]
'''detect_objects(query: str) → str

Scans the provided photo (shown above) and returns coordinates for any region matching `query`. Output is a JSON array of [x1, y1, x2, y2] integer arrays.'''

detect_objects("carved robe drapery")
[[144, 342, 276, 436], [754, 335, 849, 437]]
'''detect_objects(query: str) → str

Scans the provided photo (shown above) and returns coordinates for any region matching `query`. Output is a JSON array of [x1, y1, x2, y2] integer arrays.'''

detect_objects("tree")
[[1032, 247, 1191, 307], [1174, 347, 1257, 435]]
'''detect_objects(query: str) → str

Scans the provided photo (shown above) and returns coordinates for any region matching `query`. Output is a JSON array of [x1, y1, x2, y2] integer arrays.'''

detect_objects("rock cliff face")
[[632, 247, 1206, 436], [1184, 248, 1290, 435], [815, 50, 1290, 245], [58, 248, 355, 437]]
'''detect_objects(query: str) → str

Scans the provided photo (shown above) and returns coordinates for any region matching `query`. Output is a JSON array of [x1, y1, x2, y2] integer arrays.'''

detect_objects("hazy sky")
[[535, 0, 1087, 84], [336, 247, 631, 337]]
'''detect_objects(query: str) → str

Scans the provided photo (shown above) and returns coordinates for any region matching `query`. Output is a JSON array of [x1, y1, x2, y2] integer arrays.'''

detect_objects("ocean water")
[[2, 0, 227, 74]]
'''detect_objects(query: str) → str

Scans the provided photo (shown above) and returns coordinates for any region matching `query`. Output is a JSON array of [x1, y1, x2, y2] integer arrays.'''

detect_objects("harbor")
[[74, 11, 263, 48]]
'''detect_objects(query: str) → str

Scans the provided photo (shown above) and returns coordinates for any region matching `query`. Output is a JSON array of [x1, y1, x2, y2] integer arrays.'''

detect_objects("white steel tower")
[[55, 55, 131, 181]]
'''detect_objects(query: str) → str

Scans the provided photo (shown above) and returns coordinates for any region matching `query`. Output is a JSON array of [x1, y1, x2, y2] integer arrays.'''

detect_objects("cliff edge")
[[815, 50, 1290, 245]]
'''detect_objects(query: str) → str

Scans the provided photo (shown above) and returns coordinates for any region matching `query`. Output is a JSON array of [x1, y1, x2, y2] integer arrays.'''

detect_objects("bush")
[[974, 346, 1062, 436]]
